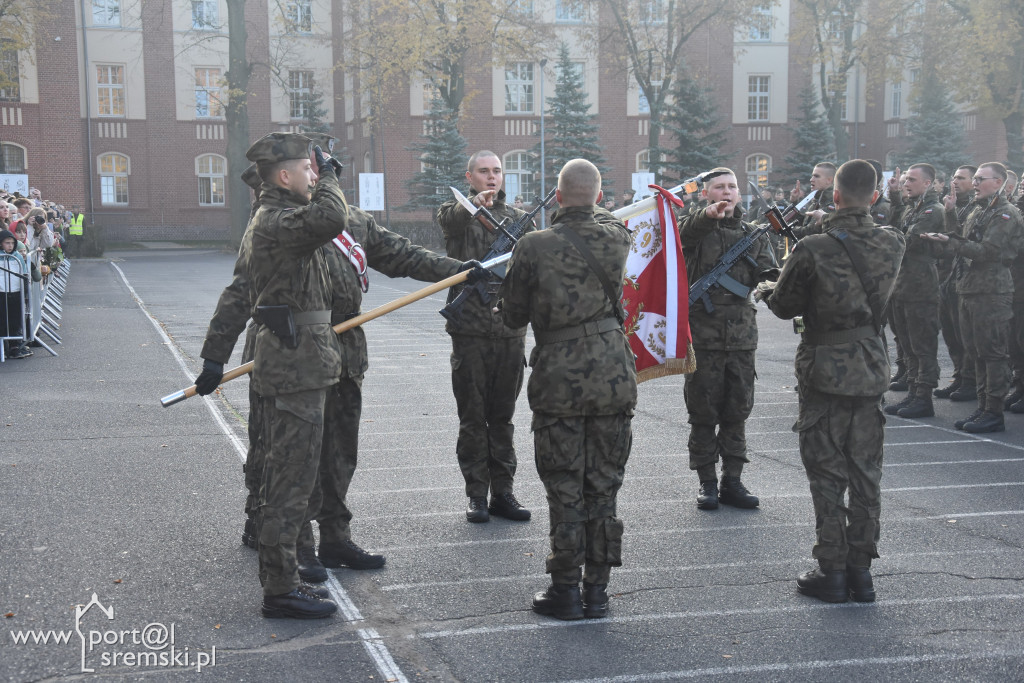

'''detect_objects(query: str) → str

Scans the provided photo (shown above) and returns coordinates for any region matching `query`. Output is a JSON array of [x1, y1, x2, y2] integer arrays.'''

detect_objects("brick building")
[[0, 0, 1015, 241]]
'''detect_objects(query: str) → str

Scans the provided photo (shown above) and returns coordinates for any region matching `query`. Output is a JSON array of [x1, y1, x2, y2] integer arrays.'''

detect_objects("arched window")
[[0, 142, 26, 174], [98, 153, 129, 205], [503, 150, 536, 204], [884, 150, 899, 171], [196, 154, 226, 206], [636, 150, 651, 172], [745, 153, 772, 189], [363, 151, 372, 173]]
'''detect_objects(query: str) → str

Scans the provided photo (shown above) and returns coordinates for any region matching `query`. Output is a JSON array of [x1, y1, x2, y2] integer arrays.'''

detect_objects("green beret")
[[241, 163, 261, 190], [304, 133, 337, 154], [245, 132, 312, 165]]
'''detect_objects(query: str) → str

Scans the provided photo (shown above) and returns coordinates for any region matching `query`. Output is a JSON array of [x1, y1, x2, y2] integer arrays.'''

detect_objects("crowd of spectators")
[[0, 186, 69, 360]]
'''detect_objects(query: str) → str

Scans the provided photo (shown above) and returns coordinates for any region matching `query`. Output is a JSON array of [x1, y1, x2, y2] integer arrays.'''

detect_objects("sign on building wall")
[[0, 174, 29, 195], [632, 173, 655, 201], [359, 173, 385, 212]]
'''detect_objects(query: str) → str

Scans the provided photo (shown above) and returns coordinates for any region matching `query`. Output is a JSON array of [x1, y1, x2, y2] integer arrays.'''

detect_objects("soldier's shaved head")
[[908, 163, 936, 182], [467, 150, 500, 173], [834, 159, 878, 206], [557, 159, 602, 207]]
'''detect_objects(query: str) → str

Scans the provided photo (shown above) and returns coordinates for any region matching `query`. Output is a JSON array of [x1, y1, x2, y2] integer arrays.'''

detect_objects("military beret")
[[304, 133, 337, 154], [245, 132, 312, 165], [241, 163, 262, 190]]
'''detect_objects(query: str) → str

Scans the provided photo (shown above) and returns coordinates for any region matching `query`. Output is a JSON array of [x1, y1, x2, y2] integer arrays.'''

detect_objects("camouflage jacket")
[[870, 193, 892, 226], [245, 175, 349, 397], [679, 205, 777, 351], [892, 189, 944, 302], [937, 194, 974, 281], [498, 205, 637, 420], [436, 188, 529, 338], [765, 207, 906, 397], [792, 187, 836, 239], [948, 194, 1022, 296]]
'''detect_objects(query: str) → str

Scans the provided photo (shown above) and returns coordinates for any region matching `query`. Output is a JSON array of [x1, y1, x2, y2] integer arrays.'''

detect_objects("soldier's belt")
[[533, 317, 620, 345], [292, 310, 332, 325], [802, 325, 879, 346]]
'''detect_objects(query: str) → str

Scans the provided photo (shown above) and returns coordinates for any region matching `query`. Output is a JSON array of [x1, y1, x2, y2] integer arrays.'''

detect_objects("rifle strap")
[[554, 224, 625, 325], [829, 229, 885, 331]]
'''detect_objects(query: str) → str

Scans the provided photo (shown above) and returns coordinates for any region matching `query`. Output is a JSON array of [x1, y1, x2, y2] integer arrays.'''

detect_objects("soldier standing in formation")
[[758, 159, 905, 603], [498, 158, 637, 621], [884, 164, 945, 419], [679, 168, 776, 511], [791, 161, 837, 237], [436, 151, 532, 523]]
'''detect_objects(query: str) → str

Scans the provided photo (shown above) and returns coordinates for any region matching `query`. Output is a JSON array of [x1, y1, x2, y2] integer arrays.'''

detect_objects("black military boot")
[[319, 539, 386, 570], [466, 496, 490, 523], [696, 479, 719, 510], [796, 567, 848, 603], [898, 387, 934, 419], [298, 582, 330, 599], [1003, 385, 1024, 411], [582, 583, 609, 619], [888, 364, 908, 392], [297, 545, 328, 583], [933, 378, 961, 399], [846, 566, 876, 603], [1010, 396, 1024, 414], [241, 514, 257, 549], [949, 382, 978, 402], [963, 410, 1005, 434], [532, 583, 584, 620], [954, 408, 984, 430], [262, 589, 337, 619], [489, 491, 532, 521], [719, 476, 759, 509], [883, 392, 914, 415]]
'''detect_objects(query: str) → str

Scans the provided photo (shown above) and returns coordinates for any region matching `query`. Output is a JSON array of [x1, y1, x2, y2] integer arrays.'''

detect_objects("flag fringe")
[[636, 342, 697, 384]]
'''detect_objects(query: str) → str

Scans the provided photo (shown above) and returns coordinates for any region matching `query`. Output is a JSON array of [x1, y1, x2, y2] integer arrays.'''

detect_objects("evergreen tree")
[[401, 94, 467, 212], [299, 79, 330, 135], [895, 70, 969, 174], [657, 63, 726, 184], [533, 43, 612, 195], [781, 86, 836, 186]]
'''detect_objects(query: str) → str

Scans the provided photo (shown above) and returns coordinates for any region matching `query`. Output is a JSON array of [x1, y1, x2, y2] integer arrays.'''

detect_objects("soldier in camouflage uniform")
[[679, 168, 777, 511], [925, 162, 1023, 433], [1004, 188, 1024, 413], [866, 160, 892, 226], [758, 159, 905, 604], [791, 162, 837, 239], [498, 158, 637, 621], [883, 164, 945, 419], [934, 166, 979, 400], [436, 151, 532, 523]]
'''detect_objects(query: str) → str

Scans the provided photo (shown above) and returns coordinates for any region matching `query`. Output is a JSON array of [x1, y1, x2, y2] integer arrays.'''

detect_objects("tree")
[[401, 94, 467, 212], [533, 43, 612, 191], [657, 61, 726, 184], [224, 0, 251, 247], [299, 79, 331, 135], [0, 0, 57, 99], [780, 85, 835, 185], [895, 70, 969, 173]]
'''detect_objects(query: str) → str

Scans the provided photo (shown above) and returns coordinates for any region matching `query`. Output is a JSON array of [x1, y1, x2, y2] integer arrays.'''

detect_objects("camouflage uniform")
[[870, 193, 892, 226], [791, 187, 836, 239], [887, 189, 945, 392], [498, 205, 637, 585], [679, 205, 776, 481], [764, 207, 905, 569], [938, 194, 978, 389], [436, 189, 529, 498], [244, 171, 349, 597], [1007, 192, 1024, 403], [947, 195, 1023, 414]]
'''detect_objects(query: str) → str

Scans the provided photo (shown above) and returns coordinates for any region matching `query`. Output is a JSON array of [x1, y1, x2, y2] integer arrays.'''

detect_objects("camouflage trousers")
[[795, 387, 884, 570], [684, 348, 755, 480], [257, 388, 326, 596], [886, 307, 904, 372], [890, 298, 940, 388], [940, 291, 975, 384], [959, 293, 1012, 408], [533, 413, 632, 585], [450, 334, 525, 497], [311, 376, 362, 546]]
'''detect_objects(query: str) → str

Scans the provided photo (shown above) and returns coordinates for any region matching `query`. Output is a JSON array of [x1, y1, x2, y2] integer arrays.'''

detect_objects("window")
[[285, 0, 312, 33], [637, 149, 658, 173], [195, 68, 224, 118], [909, 68, 920, 116], [191, 0, 218, 29], [749, 3, 771, 41], [638, 61, 664, 114], [640, 0, 665, 24], [98, 153, 129, 205], [96, 65, 125, 117], [0, 50, 19, 102], [746, 154, 771, 189], [510, 0, 533, 15], [363, 151, 372, 173], [503, 151, 536, 204], [0, 143, 26, 174], [197, 154, 226, 206], [92, 0, 121, 26], [555, 0, 585, 23], [828, 74, 847, 121], [827, 11, 844, 41], [747, 75, 770, 121], [504, 62, 534, 114], [891, 81, 902, 119], [288, 70, 313, 119]]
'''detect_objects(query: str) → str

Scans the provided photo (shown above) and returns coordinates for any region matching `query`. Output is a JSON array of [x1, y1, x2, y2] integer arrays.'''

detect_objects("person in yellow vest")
[[68, 209, 85, 258]]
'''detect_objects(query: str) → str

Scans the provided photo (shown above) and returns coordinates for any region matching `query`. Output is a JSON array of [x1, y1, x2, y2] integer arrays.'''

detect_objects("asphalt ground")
[[2, 245, 1023, 682]]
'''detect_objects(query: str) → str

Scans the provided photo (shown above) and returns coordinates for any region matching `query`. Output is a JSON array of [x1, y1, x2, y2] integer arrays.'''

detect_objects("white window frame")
[[555, 0, 586, 23], [828, 74, 847, 121], [98, 153, 129, 206], [288, 70, 313, 119], [637, 61, 664, 115], [640, 0, 665, 24], [749, 2, 772, 41], [0, 142, 27, 174], [503, 150, 536, 204], [92, 0, 121, 27], [746, 153, 772, 189], [195, 68, 224, 118], [191, 0, 218, 29], [96, 64, 125, 117], [0, 50, 20, 102], [637, 149, 652, 173], [285, 0, 313, 33], [747, 75, 770, 122], [504, 62, 534, 114], [196, 154, 226, 206], [891, 81, 902, 119]]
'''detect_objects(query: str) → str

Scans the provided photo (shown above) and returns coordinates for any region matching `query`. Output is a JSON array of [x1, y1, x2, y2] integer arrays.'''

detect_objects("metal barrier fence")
[[0, 251, 68, 362]]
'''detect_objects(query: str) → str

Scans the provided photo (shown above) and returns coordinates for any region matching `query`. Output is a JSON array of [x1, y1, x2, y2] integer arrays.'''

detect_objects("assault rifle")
[[687, 183, 798, 314], [439, 186, 556, 323], [779, 189, 819, 224], [941, 178, 1008, 297]]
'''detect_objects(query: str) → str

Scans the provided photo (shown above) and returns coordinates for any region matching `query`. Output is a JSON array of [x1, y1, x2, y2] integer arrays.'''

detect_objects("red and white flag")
[[619, 185, 695, 382]]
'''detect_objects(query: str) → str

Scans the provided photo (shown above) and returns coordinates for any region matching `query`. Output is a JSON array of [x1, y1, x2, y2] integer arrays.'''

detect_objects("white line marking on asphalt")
[[111, 261, 408, 683], [415, 593, 1024, 639], [891, 416, 1024, 452], [921, 510, 1024, 518], [886, 457, 1024, 467], [547, 651, 1020, 682]]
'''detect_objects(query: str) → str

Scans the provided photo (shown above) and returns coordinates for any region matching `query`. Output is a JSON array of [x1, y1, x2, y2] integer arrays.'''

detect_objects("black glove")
[[459, 260, 490, 284], [313, 145, 334, 179], [327, 157, 344, 180], [194, 358, 224, 396]]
